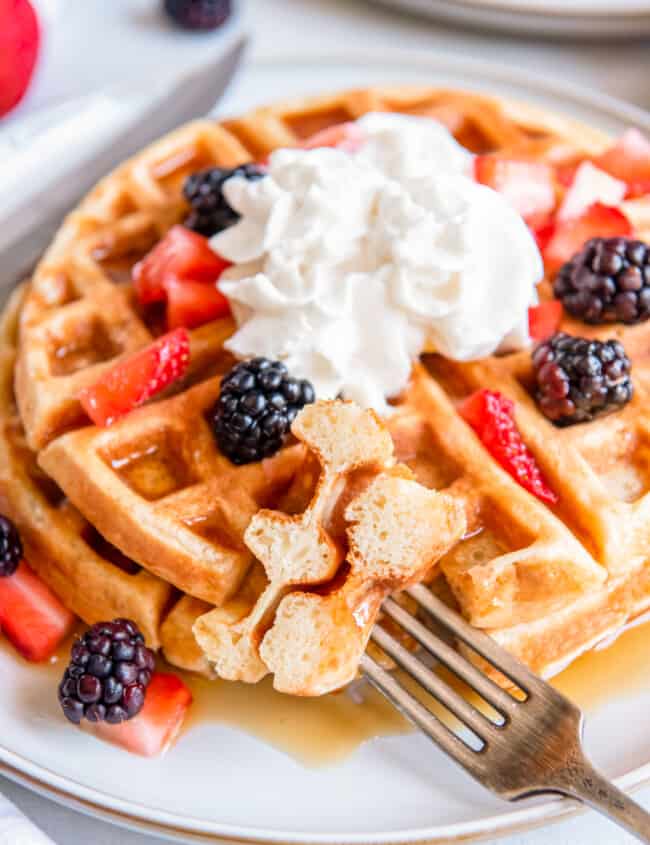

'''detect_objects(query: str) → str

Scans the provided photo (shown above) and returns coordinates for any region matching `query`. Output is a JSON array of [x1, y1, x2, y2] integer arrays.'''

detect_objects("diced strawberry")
[[557, 162, 626, 222], [459, 390, 558, 505], [165, 278, 231, 330], [555, 163, 579, 189], [133, 226, 231, 305], [625, 178, 650, 200], [528, 301, 563, 342], [0, 0, 40, 118], [474, 156, 556, 225], [542, 202, 633, 274], [302, 122, 365, 153], [78, 328, 190, 427], [532, 221, 555, 254], [0, 562, 75, 662], [88, 673, 192, 757], [594, 129, 650, 196]]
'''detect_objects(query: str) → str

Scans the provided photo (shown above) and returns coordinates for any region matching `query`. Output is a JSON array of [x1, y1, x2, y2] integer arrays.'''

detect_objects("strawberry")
[[78, 328, 190, 427], [133, 226, 231, 305], [557, 162, 626, 222], [87, 673, 192, 757], [0, 0, 40, 118], [474, 156, 556, 226], [302, 122, 365, 153], [532, 221, 555, 254], [528, 301, 563, 342], [166, 278, 230, 330], [555, 163, 580, 189], [0, 561, 75, 662], [542, 203, 633, 274], [594, 129, 650, 198], [460, 390, 558, 505]]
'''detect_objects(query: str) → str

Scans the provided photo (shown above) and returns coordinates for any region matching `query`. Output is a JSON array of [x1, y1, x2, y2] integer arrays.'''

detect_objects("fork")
[[360, 583, 650, 843]]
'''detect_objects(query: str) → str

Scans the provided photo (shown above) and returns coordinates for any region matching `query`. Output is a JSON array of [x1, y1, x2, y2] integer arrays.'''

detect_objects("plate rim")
[[365, 0, 650, 37], [3, 45, 650, 845], [436, 0, 650, 19]]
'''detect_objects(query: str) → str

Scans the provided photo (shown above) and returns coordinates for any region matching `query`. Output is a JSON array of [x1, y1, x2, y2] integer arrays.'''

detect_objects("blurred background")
[[2, 0, 650, 124]]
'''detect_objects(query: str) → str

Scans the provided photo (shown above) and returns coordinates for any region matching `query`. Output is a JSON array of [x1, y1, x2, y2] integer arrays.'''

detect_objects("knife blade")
[[0, 31, 247, 291]]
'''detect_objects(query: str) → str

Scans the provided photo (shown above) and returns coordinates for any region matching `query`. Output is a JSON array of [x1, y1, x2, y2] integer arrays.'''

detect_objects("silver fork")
[[360, 583, 650, 843]]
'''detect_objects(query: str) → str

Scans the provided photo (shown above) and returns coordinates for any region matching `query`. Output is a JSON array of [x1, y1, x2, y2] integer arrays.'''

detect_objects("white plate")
[[368, 0, 650, 38], [3, 49, 650, 845]]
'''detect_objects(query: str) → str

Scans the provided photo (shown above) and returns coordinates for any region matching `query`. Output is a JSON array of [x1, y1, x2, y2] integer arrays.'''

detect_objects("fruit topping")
[[163, 0, 231, 29], [0, 0, 40, 118], [554, 236, 650, 325], [301, 122, 365, 153], [86, 672, 192, 757], [474, 156, 556, 226], [459, 390, 558, 505], [594, 129, 650, 199], [542, 202, 633, 274], [0, 558, 75, 662], [183, 164, 265, 237], [133, 224, 231, 326], [533, 333, 632, 426], [0, 514, 22, 578], [210, 358, 315, 465], [79, 328, 190, 427], [557, 162, 626, 222], [59, 618, 155, 725], [528, 301, 563, 342], [165, 277, 231, 330]]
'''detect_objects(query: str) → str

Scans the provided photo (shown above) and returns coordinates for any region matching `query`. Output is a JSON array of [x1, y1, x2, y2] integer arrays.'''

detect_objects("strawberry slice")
[[555, 163, 580, 189], [301, 122, 365, 153], [78, 328, 190, 427], [474, 156, 556, 226], [542, 202, 633, 274], [528, 301, 563, 342], [87, 673, 192, 757], [557, 162, 626, 222], [532, 221, 555, 254], [460, 390, 558, 505], [166, 278, 231, 329], [594, 129, 650, 198], [0, 0, 40, 118], [0, 562, 75, 662], [133, 226, 231, 305]]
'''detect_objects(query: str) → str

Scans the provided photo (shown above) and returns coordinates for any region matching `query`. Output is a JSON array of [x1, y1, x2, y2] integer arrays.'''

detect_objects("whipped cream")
[[213, 112, 543, 413]]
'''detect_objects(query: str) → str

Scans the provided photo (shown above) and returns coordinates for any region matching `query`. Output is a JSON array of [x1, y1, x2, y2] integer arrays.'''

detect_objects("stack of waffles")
[[4, 86, 650, 695]]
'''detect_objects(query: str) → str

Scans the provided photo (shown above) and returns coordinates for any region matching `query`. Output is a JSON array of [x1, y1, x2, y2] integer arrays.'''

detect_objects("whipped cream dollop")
[[213, 112, 543, 413]]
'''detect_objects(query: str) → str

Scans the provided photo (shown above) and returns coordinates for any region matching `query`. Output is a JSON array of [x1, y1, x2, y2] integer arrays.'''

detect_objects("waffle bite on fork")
[[2, 85, 650, 751], [194, 400, 466, 695]]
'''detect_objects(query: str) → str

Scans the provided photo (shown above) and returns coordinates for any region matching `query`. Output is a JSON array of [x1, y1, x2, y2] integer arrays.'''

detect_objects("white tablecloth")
[[3, 1, 650, 842]]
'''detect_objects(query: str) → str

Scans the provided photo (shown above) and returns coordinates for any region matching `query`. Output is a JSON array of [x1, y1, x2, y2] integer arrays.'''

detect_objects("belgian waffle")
[[9, 86, 650, 692]]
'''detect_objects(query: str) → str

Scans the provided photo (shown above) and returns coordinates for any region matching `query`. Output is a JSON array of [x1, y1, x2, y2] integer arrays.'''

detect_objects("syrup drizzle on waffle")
[[4, 86, 650, 696]]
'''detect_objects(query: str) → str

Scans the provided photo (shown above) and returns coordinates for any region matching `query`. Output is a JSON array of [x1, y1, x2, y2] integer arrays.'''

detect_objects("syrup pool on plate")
[[8, 617, 650, 766]]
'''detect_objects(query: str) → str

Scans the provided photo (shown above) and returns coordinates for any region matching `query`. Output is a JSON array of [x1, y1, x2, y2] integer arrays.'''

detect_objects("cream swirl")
[[213, 112, 543, 413]]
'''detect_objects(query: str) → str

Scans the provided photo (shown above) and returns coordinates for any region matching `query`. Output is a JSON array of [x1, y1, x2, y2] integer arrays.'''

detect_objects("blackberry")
[[0, 514, 22, 578], [58, 619, 155, 725], [163, 0, 231, 30], [554, 236, 650, 325], [210, 358, 315, 464], [183, 164, 265, 237], [533, 332, 633, 426]]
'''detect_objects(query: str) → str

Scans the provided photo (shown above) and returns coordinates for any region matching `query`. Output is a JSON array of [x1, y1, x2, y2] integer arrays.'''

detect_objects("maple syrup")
[[7, 617, 650, 767]]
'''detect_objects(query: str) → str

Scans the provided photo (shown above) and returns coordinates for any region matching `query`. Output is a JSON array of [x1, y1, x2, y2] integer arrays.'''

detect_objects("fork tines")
[[360, 583, 576, 785]]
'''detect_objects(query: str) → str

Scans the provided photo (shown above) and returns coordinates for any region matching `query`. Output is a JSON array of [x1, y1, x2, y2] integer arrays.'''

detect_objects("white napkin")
[[0, 792, 54, 845]]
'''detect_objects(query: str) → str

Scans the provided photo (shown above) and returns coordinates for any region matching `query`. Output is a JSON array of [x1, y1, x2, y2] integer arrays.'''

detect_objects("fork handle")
[[547, 752, 650, 843]]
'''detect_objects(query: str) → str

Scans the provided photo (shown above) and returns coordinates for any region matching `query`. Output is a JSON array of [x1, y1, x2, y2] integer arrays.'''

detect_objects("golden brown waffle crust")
[[15, 83, 647, 455], [9, 84, 650, 687]]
